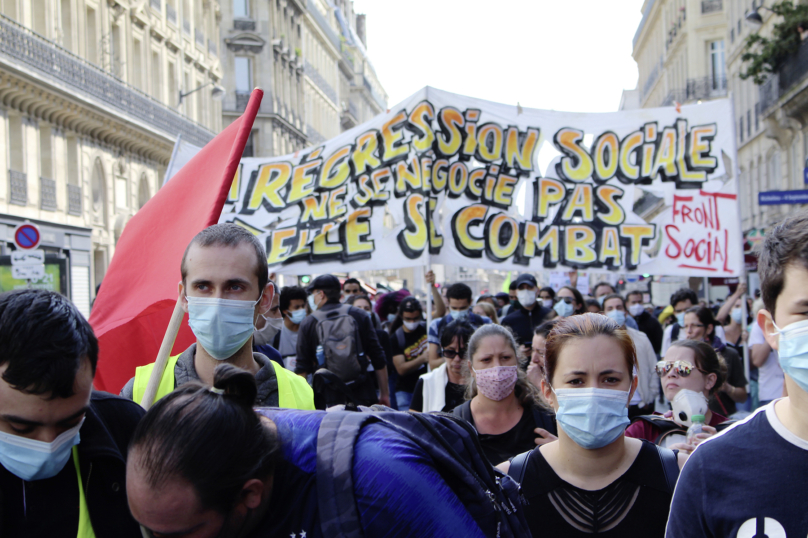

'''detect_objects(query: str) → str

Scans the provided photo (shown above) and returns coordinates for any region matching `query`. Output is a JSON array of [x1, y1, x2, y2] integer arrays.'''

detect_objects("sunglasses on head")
[[442, 348, 466, 360], [655, 360, 707, 378]]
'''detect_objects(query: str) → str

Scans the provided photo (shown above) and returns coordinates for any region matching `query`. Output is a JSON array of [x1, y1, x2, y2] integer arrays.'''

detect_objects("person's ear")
[[178, 281, 189, 314], [541, 378, 557, 411], [704, 372, 717, 392], [238, 478, 269, 511], [627, 374, 639, 407], [259, 283, 273, 314], [758, 309, 779, 350]]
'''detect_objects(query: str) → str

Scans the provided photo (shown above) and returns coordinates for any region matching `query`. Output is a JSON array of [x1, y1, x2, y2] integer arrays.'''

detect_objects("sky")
[[352, 0, 644, 113]]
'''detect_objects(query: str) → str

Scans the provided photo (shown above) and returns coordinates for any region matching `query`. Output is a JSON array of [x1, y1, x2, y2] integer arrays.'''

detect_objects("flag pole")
[[141, 298, 185, 409]]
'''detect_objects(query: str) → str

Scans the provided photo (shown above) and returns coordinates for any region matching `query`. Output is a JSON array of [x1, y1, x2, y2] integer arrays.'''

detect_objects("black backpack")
[[311, 304, 367, 383], [312, 408, 533, 538], [631, 414, 736, 446]]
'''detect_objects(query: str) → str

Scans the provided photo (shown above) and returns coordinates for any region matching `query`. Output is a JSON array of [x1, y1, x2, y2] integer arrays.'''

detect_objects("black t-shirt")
[[710, 344, 747, 416], [409, 377, 466, 412], [455, 401, 556, 465], [391, 325, 428, 393], [0, 455, 79, 537], [521, 440, 674, 537]]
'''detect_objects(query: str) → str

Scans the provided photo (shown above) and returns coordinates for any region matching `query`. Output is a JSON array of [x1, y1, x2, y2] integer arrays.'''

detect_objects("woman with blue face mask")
[[553, 286, 585, 319], [498, 313, 687, 538]]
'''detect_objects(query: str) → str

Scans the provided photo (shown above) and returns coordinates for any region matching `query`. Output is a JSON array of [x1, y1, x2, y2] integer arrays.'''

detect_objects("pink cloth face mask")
[[473, 365, 518, 401]]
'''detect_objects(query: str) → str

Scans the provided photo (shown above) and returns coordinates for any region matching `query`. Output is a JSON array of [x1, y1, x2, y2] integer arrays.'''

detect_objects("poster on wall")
[[222, 87, 742, 277]]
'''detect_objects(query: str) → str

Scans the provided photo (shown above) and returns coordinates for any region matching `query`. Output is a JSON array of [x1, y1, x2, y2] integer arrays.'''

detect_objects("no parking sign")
[[13, 224, 41, 250]]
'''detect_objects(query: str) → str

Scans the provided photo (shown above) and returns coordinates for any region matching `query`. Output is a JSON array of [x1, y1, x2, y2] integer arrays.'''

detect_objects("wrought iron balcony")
[[660, 76, 727, 106], [67, 184, 82, 216], [0, 14, 214, 147], [8, 170, 26, 206], [759, 73, 780, 113], [759, 38, 808, 114], [235, 91, 251, 111], [304, 60, 337, 103], [40, 177, 56, 210], [233, 18, 255, 31], [701, 0, 722, 14], [166, 4, 177, 24]]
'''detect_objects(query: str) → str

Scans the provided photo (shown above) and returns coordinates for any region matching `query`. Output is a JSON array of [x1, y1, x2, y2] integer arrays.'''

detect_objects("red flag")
[[90, 89, 264, 393]]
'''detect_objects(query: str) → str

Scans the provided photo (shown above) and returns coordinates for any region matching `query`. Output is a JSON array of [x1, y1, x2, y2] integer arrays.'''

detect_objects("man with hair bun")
[[0, 289, 145, 537], [121, 223, 313, 410]]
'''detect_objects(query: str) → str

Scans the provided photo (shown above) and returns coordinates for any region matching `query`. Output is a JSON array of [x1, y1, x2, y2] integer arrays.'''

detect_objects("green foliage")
[[741, 1, 808, 84]]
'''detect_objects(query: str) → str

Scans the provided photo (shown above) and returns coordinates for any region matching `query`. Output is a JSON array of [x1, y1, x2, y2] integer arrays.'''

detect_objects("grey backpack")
[[312, 304, 366, 383]]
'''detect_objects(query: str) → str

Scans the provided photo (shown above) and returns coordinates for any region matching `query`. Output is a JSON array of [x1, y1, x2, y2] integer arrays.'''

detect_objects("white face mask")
[[671, 389, 709, 427], [517, 289, 536, 307], [628, 303, 645, 317], [253, 315, 282, 346], [403, 320, 420, 331]]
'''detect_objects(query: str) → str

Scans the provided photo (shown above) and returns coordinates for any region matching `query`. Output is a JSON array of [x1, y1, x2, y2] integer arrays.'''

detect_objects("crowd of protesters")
[[1, 210, 806, 537]]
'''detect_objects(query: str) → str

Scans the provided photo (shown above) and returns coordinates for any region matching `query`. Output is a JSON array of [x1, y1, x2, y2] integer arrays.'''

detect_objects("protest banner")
[[222, 87, 742, 277]]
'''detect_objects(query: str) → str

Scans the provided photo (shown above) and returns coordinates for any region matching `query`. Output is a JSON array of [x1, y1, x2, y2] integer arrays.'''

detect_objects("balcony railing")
[[8, 170, 26, 206], [166, 4, 177, 24], [304, 61, 337, 103], [233, 18, 255, 31], [235, 91, 251, 111], [195, 28, 204, 46], [661, 76, 728, 106], [701, 0, 722, 14], [759, 38, 808, 113], [759, 72, 780, 112], [67, 184, 82, 216], [0, 14, 214, 147], [40, 177, 56, 210]]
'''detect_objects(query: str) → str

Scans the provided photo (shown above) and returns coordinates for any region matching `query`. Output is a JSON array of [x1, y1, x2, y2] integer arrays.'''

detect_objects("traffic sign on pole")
[[13, 224, 41, 250], [12, 265, 45, 280], [11, 249, 45, 266]]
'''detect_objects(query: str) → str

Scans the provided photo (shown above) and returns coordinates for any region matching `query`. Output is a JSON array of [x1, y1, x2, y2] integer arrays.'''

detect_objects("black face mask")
[[510, 299, 519, 308]]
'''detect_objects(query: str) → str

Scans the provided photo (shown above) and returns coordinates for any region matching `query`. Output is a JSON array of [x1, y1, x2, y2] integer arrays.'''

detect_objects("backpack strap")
[[655, 445, 681, 493], [671, 323, 680, 342], [452, 400, 473, 423], [316, 412, 381, 538], [507, 450, 531, 485], [632, 414, 687, 445], [395, 327, 406, 354]]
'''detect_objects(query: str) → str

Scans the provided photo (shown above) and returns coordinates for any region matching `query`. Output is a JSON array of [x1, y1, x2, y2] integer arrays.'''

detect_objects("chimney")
[[355, 14, 366, 47]]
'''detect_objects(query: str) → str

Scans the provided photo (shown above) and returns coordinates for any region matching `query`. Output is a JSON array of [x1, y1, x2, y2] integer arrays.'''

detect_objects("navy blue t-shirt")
[[666, 401, 808, 537]]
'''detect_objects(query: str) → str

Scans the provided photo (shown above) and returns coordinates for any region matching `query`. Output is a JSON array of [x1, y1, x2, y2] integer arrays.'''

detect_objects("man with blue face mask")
[[121, 224, 313, 410], [428, 283, 491, 370], [0, 289, 145, 537], [273, 285, 308, 371], [666, 211, 808, 538]]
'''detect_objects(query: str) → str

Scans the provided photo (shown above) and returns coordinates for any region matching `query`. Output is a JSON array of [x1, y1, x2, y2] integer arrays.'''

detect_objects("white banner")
[[221, 87, 742, 277]]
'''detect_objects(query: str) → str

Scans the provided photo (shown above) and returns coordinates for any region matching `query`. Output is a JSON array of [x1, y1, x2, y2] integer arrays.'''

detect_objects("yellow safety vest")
[[72, 446, 96, 538], [132, 355, 314, 410]]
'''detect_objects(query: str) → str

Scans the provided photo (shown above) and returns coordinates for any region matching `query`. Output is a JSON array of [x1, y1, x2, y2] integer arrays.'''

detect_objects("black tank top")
[[520, 440, 674, 537]]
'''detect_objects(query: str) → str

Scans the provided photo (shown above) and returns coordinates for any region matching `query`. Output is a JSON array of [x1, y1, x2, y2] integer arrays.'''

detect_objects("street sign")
[[13, 224, 41, 250], [758, 190, 808, 206], [12, 265, 45, 280], [11, 249, 45, 266]]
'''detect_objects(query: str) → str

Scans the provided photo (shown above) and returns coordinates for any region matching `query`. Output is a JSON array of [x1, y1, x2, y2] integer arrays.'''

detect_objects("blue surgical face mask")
[[187, 295, 261, 360], [552, 387, 631, 449], [773, 318, 808, 393], [676, 312, 686, 326], [450, 308, 469, 320], [289, 309, 306, 325], [554, 300, 573, 318], [0, 417, 84, 481], [387, 313, 397, 323], [731, 308, 743, 324], [606, 309, 626, 327], [597, 295, 606, 307], [308, 293, 319, 312]]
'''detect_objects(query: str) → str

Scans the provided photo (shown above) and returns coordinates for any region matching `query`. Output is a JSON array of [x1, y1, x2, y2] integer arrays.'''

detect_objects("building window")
[[747, 110, 752, 138], [755, 103, 759, 131], [235, 56, 252, 92], [740, 117, 744, 142], [710, 40, 726, 90], [242, 131, 255, 157], [731, 28, 734, 43], [138, 174, 151, 209], [234, 0, 248, 17]]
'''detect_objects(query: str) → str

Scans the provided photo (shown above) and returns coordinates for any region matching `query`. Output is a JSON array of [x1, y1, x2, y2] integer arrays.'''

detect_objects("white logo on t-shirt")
[[737, 517, 786, 538]]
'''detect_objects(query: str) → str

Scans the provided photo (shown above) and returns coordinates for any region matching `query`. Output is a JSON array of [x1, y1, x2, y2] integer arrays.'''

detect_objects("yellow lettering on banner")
[[486, 214, 519, 261], [313, 223, 342, 255], [448, 162, 468, 196], [561, 184, 594, 222], [595, 185, 625, 226], [565, 226, 597, 264], [352, 131, 381, 174], [618, 131, 642, 183], [468, 169, 485, 198], [329, 186, 347, 219], [641, 123, 657, 179], [593, 132, 619, 182], [319, 146, 351, 189], [677, 119, 705, 183], [397, 194, 428, 258], [345, 208, 374, 257], [267, 228, 296, 265], [599, 227, 622, 266], [535, 178, 566, 219], [451, 204, 487, 257], [408, 102, 435, 153], [353, 175, 373, 207], [689, 124, 718, 170], [476, 123, 503, 162], [371, 168, 391, 202], [300, 194, 328, 223], [504, 127, 539, 171], [462, 122, 478, 158], [620, 224, 656, 267], [381, 111, 410, 163], [555, 128, 593, 182], [287, 161, 320, 204], [522, 222, 559, 263], [436, 107, 464, 158], [428, 197, 443, 250], [246, 163, 292, 211], [432, 159, 449, 193], [421, 157, 433, 191], [395, 156, 422, 195], [493, 174, 517, 206], [291, 228, 311, 257], [652, 127, 678, 179], [229, 165, 241, 202]]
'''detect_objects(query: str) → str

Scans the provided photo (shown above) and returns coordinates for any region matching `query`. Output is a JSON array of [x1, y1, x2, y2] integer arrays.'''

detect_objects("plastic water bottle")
[[686, 414, 706, 446], [316, 345, 325, 366]]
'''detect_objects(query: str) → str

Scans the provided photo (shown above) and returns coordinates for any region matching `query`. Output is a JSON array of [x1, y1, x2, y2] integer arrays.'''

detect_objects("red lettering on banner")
[[666, 191, 736, 273]]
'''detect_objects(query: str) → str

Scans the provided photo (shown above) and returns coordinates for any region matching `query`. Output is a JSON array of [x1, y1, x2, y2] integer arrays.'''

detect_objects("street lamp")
[[745, 5, 773, 29], [178, 82, 225, 107]]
